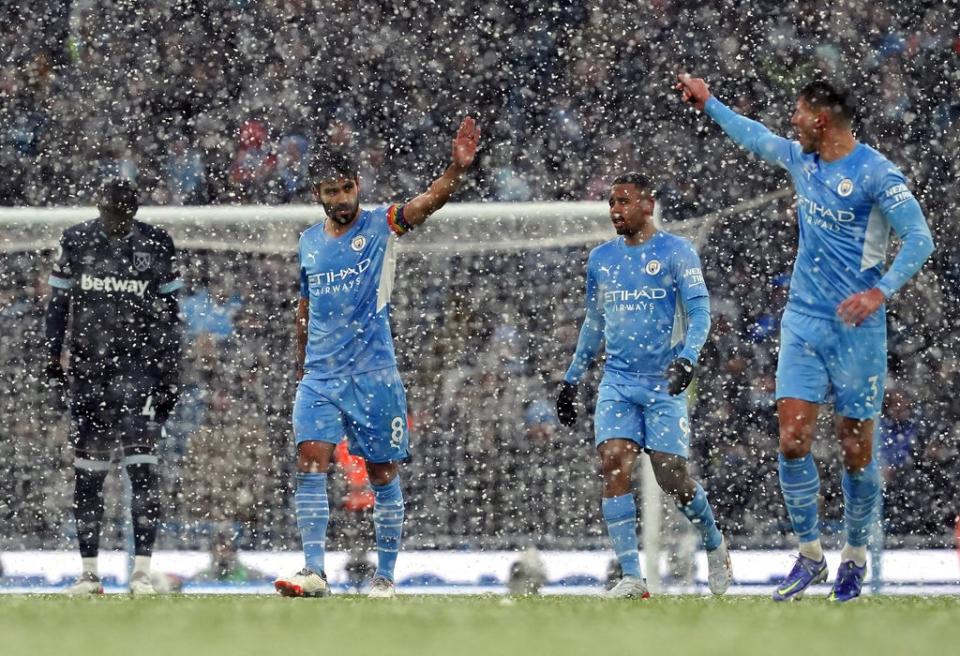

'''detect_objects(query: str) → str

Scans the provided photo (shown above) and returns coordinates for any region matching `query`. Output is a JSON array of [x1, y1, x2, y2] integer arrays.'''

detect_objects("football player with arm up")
[[274, 117, 480, 599], [557, 173, 732, 599], [676, 74, 933, 601]]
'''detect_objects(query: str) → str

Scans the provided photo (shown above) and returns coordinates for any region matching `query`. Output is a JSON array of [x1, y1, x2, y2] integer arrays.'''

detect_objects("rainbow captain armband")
[[386, 204, 413, 236]]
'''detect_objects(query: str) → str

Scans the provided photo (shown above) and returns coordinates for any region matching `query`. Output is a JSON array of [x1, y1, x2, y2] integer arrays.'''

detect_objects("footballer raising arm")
[[677, 74, 933, 602], [293, 116, 478, 382], [279, 117, 480, 600], [402, 115, 480, 227]]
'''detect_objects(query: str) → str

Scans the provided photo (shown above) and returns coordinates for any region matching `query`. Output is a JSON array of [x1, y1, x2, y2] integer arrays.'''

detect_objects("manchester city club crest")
[[645, 259, 661, 275], [837, 178, 854, 197], [133, 251, 152, 272], [351, 235, 366, 252]]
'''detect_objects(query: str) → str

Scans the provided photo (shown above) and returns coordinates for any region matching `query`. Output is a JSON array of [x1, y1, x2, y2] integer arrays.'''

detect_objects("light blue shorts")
[[776, 308, 886, 420], [594, 376, 691, 459], [293, 368, 409, 463]]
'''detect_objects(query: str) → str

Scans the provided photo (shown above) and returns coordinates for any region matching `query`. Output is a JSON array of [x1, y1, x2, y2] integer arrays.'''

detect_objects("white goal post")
[[2, 194, 796, 254], [0, 193, 791, 580]]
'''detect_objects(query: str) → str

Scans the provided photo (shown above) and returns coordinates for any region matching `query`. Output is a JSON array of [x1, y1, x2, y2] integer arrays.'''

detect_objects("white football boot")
[[604, 575, 650, 599], [707, 536, 734, 595], [368, 576, 396, 599], [63, 572, 104, 595], [129, 571, 158, 595], [274, 568, 330, 598]]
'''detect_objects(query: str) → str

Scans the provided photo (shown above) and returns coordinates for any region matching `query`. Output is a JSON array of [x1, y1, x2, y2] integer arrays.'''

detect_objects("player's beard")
[[324, 198, 360, 225]]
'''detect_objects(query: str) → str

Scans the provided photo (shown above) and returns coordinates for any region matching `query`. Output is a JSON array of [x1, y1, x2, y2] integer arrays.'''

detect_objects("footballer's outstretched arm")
[[401, 116, 480, 228], [676, 74, 794, 166]]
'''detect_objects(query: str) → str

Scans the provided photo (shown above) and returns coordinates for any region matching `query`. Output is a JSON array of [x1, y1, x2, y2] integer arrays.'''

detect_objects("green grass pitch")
[[2, 595, 958, 656]]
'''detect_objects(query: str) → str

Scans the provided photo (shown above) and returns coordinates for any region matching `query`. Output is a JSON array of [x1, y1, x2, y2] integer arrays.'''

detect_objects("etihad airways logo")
[[307, 258, 371, 295], [604, 287, 666, 313], [604, 288, 667, 302], [80, 274, 149, 297], [797, 195, 855, 223], [308, 258, 371, 286]]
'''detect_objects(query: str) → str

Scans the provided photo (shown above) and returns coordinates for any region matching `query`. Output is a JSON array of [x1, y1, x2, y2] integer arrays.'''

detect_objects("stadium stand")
[[1, 1, 958, 551]]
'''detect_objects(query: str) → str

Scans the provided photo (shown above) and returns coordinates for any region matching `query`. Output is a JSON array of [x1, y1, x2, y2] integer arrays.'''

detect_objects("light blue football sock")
[[678, 483, 723, 551], [295, 472, 329, 574], [778, 453, 821, 544], [601, 494, 642, 578], [372, 477, 404, 581], [842, 459, 881, 548]]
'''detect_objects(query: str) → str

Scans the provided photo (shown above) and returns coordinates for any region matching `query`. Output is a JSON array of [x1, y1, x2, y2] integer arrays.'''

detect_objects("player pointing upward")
[[274, 117, 480, 599], [558, 173, 732, 599], [676, 74, 934, 601]]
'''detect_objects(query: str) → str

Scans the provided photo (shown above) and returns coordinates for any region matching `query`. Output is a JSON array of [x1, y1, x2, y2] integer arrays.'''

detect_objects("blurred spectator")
[[229, 120, 276, 200], [878, 389, 921, 475], [275, 133, 309, 202], [181, 279, 243, 340], [163, 137, 205, 205]]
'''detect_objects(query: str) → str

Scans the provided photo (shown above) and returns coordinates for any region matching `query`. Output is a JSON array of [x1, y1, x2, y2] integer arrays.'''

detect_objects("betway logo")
[[80, 274, 149, 297], [797, 195, 855, 222]]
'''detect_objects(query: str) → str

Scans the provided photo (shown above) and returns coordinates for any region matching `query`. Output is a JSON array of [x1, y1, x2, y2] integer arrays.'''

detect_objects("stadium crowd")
[[1, 1, 959, 551]]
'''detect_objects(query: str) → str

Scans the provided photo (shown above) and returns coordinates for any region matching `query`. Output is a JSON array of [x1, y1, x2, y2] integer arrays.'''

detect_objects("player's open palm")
[[452, 116, 480, 169]]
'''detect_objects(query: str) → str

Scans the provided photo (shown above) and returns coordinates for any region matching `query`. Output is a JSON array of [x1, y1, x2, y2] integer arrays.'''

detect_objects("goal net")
[[2, 193, 811, 575]]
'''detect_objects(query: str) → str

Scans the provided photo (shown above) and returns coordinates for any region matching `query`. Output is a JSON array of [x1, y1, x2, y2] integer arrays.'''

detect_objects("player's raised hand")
[[675, 73, 711, 112], [837, 288, 886, 326], [451, 116, 480, 170]]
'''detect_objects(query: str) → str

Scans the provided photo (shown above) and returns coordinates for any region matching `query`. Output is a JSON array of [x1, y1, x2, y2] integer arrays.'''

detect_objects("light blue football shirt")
[[299, 205, 406, 379], [705, 97, 934, 328], [564, 231, 710, 384]]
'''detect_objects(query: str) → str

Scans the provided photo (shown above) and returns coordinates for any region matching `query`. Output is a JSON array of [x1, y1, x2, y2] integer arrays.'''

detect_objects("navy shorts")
[[70, 372, 163, 461]]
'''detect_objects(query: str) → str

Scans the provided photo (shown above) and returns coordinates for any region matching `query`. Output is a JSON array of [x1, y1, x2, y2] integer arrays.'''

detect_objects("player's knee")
[[650, 455, 694, 504], [778, 431, 812, 459], [840, 436, 873, 471], [599, 451, 629, 481], [366, 462, 398, 487], [297, 441, 332, 472]]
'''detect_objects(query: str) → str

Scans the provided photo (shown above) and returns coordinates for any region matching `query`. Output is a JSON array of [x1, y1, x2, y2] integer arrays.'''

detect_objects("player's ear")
[[643, 193, 655, 213]]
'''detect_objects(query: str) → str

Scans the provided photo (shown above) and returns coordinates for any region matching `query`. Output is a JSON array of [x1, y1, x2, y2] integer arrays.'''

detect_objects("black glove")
[[44, 361, 69, 408], [556, 381, 579, 427], [45, 361, 66, 386], [665, 358, 695, 396], [152, 383, 180, 424]]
